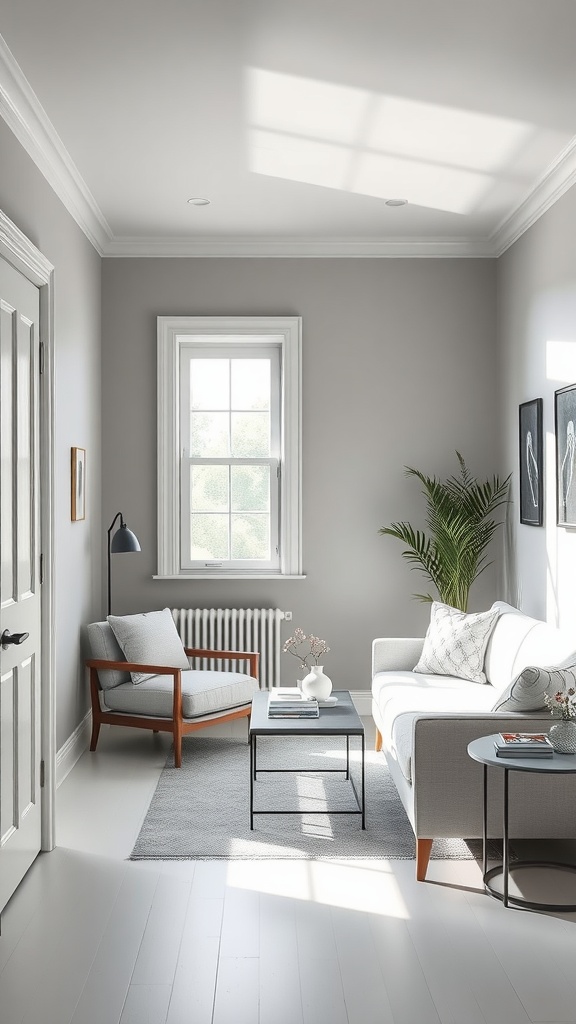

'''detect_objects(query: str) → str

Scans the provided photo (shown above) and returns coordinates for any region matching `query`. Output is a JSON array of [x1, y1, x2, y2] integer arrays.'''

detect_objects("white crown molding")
[[491, 135, 576, 257], [0, 33, 112, 255], [103, 235, 494, 258], [0, 208, 54, 281]]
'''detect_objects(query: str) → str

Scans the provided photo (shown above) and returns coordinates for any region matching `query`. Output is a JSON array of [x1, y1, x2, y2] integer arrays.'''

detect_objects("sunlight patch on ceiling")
[[248, 68, 371, 145], [247, 68, 533, 216], [367, 95, 530, 174], [353, 152, 491, 214], [251, 129, 351, 191]]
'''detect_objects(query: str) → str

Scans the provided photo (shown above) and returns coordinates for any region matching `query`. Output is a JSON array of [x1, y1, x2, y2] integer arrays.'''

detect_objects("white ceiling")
[[2, 0, 576, 257]]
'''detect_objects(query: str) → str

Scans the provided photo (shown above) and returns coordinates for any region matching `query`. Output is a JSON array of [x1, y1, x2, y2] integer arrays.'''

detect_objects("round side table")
[[467, 734, 576, 911]]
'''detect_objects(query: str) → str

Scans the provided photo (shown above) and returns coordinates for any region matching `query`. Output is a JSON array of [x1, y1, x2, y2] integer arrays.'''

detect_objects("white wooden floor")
[[1, 720, 576, 1024]]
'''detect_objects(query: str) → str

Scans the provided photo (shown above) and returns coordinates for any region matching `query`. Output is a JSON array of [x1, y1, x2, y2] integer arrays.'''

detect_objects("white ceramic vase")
[[300, 665, 332, 701], [549, 720, 576, 754]]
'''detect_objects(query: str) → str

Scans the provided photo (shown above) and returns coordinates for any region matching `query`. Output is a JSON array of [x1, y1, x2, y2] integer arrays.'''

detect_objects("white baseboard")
[[350, 690, 372, 716], [56, 710, 91, 788]]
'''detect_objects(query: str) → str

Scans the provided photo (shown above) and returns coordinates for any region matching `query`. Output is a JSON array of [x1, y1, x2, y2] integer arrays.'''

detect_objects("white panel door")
[[0, 257, 42, 912]]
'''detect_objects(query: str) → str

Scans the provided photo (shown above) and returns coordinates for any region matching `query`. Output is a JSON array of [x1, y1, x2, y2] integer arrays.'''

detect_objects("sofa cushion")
[[102, 669, 259, 719], [373, 670, 497, 782], [484, 601, 540, 692], [511, 621, 576, 679], [413, 602, 499, 684], [86, 621, 130, 690], [108, 608, 190, 684], [493, 658, 576, 713]]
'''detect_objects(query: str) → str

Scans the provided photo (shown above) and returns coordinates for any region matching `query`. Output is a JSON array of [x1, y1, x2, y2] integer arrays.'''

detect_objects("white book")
[[268, 687, 316, 705]]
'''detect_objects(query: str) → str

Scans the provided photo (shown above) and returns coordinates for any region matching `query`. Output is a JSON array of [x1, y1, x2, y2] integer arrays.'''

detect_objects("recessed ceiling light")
[[385, 199, 408, 207], [187, 197, 211, 206]]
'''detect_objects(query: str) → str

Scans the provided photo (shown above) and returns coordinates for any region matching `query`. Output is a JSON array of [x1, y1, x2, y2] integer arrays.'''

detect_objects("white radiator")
[[171, 607, 285, 690]]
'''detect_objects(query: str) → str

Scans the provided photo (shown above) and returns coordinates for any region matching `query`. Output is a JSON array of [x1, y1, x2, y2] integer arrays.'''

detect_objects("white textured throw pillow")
[[492, 660, 576, 713], [107, 608, 189, 684], [414, 602, 500, 684]]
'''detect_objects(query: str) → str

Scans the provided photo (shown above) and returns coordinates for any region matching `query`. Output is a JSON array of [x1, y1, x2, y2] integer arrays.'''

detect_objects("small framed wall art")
[[519, 398, 543, 526], [71, 447, 86, 521], [555, 383, 576, 527]]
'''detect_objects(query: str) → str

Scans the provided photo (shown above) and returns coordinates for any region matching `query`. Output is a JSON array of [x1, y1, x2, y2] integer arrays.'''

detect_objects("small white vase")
[[549, 720, 576, 754], [300, 665, 332, 701]]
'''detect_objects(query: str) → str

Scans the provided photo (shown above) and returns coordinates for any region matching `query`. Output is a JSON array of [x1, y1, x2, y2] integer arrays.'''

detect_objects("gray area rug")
[[130, 735, 488, 861]]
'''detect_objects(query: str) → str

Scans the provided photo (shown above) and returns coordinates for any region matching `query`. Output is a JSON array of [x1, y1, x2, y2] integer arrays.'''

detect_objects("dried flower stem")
[[282, 627, 330, 670]]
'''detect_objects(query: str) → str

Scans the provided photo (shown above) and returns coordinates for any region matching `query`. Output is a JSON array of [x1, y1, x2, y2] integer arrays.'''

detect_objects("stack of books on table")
[[267, 687, 319, 718], [494, 732, 554, 758]]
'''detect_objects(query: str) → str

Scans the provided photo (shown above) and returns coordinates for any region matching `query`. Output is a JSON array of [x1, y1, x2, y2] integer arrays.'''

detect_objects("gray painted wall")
[[498, 182, 576, 628], [102, 256, 499, 690], [0, 119, 102, 748]]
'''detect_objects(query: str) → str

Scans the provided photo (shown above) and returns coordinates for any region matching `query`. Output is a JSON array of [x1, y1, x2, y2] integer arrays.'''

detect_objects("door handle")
[[1, 630, 30, 650]]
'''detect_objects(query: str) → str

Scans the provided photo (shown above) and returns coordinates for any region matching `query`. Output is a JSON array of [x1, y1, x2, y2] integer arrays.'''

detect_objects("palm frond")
[[380, 453, 510, 611]]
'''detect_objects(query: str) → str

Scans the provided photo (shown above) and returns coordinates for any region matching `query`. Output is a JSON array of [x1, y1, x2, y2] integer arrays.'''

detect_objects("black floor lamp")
[[107, 512, 141, 616]]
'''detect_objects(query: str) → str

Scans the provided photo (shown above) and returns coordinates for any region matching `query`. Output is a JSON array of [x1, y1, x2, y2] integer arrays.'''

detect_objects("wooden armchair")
[[86, 618, 259, 767]]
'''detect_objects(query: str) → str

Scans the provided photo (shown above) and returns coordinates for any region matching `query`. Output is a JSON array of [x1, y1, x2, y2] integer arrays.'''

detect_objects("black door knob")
[[1, 630, 30, 650]]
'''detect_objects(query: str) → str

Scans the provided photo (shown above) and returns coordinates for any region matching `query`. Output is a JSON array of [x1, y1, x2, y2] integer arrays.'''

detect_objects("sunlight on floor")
[[225, 856, 410, 918]]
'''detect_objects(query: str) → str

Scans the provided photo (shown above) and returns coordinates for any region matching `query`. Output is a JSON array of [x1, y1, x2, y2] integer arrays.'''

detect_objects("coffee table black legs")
[[249, 732, 365, 829], [249, 734, 254, 830]]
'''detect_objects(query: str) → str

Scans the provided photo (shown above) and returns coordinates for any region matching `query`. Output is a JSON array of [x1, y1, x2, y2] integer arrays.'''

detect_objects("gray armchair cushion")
[[86, 621, 130, 690], [102, 669, 259, 719]]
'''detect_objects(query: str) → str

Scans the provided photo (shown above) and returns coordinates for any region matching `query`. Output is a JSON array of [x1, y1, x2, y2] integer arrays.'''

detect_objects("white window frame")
[[156, 316, 303, 580]]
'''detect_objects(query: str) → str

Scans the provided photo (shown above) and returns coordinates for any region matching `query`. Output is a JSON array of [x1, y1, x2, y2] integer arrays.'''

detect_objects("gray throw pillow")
[[492, 660, 576, 712], [414, 602, 500, 684], [107, 607, 189, 684]]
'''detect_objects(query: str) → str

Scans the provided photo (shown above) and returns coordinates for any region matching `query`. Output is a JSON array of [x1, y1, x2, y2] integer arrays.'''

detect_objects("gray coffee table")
[[249, 689, 366, 830]]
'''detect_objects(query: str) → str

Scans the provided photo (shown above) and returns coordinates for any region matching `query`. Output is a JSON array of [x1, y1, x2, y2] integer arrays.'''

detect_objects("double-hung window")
[[157, 317, 302, 579]]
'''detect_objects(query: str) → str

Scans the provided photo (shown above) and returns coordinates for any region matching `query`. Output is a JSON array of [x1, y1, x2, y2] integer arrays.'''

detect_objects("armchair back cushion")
[[108, 608, 189, 683], [86, 621, 130, 690]]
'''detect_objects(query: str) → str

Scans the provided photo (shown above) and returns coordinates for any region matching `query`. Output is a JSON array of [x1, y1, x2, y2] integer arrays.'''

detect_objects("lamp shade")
[[110, 524, 141, 554]]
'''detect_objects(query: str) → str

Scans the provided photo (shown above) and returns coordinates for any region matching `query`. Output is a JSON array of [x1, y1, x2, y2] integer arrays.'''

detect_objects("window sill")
[[153, 574, 307, 581]]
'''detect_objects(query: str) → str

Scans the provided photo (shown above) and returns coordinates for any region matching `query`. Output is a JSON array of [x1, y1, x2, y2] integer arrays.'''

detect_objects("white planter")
[[549, 720, 576, 754], [300, 665, 332, 701]]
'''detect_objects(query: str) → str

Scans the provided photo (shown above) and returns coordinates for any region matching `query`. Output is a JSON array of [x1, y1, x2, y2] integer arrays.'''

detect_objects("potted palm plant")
[[379, 452, 510, 612]]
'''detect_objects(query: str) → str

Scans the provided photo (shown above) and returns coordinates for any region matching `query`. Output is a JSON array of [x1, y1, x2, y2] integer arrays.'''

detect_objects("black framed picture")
[[519, 399, 543, 526], [555, 383, 576, 527]]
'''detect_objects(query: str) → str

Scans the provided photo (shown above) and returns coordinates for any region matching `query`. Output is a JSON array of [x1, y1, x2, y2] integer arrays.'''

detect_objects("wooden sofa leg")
[[416, 838, 433, 881], [375, 729, 382, 753]]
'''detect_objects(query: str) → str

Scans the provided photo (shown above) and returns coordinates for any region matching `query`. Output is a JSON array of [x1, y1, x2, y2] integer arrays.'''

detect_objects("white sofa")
[[371, 601, 576, 880]]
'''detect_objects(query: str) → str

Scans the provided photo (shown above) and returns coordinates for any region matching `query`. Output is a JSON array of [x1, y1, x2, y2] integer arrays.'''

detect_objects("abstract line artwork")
[[555, 384, 576, 527], [519, 399, 543, 526]]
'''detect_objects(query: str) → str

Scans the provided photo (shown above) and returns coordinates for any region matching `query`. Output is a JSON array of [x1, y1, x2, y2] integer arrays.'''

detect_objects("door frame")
[[0, 209, 56, 851]]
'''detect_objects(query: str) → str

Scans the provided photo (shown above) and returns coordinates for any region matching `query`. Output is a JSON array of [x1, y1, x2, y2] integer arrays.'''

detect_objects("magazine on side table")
[[494, 732, 553, 758]]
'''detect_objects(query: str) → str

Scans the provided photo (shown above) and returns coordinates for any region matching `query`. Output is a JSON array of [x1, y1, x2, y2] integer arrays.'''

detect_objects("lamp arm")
[[107, 511, 124, 617], [107, 511, 124, 541]]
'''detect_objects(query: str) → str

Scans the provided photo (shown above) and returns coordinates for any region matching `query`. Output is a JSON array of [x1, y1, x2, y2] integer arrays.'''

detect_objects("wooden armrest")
[[87, 649, 260, 683], [184, 648, 260, 681], [86, 658, 182, 675], [184, 647, 256, 658]]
